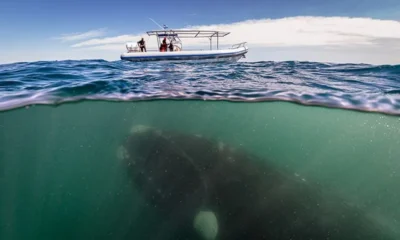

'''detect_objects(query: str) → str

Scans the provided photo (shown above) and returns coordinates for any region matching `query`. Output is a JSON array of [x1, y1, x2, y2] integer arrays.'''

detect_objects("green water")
[[1, 100, 400, 239]]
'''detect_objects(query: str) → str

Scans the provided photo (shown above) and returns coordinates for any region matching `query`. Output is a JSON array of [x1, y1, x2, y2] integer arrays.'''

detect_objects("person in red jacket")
[[160, 37, 168, 52]]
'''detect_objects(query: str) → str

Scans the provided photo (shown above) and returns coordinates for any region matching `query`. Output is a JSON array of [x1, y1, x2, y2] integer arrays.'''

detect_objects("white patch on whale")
[[130, 124, 152, 134], [294, 172, 307, 182], [218, 141, 225, 151], [130, 124, 164, 136], [116, 145, 129, 160], [194, 210, 218, 240]]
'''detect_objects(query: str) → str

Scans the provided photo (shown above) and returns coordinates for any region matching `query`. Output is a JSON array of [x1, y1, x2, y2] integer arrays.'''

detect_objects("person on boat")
[[137, 38, 146, 52], [160, 37, 168, 52], [168, 42, 174, 51]]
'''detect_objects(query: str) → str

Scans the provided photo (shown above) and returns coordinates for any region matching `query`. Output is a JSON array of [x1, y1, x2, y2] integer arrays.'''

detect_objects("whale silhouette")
[[118, 125, 393, 240]]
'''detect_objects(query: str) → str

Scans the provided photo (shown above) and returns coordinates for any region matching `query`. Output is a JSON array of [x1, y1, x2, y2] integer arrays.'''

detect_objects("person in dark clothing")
[[168, 42, 174, 51], [137, 38, 146, 52]]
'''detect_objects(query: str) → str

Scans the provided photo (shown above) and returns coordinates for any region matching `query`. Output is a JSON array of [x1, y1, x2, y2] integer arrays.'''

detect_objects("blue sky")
[[1, 0, 400, 64]]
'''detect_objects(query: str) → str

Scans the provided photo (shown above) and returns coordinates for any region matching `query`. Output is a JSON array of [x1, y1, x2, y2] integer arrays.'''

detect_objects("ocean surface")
[[1, 60, 400, 239], [1, 60, 400, 114]]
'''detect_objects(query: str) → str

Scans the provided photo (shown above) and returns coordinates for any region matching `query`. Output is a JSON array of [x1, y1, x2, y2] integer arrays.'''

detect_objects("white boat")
[[120, 29, 248, 63]]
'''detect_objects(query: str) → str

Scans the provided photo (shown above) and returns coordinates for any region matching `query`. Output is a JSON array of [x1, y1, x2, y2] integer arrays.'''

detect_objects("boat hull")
[[120, 47, 248, 63]]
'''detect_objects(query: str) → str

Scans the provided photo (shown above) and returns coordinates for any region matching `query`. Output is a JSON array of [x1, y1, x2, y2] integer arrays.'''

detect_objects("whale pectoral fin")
[[194, 210, 218, 240]]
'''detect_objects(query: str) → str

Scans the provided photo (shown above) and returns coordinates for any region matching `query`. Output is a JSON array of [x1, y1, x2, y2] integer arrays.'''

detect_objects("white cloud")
[[71, 34, 140, 47], [84, 43, 126, 51], [55, 28, 107, 42], [3, 16, 400, 64], [71, 16, 400, 50], [183, 16, 400, 47]]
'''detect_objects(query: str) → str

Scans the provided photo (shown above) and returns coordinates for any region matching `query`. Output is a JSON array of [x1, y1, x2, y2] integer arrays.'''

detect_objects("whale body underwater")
[[118, 125, 394, 240]]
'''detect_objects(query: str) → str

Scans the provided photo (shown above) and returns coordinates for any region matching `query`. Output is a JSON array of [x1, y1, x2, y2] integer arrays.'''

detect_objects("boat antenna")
[[148, 18, 165, 30]]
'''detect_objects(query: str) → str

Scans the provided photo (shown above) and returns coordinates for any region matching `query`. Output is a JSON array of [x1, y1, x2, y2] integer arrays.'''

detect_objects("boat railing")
[[126, 44, 247, 53], [230, 42, 247, 49]]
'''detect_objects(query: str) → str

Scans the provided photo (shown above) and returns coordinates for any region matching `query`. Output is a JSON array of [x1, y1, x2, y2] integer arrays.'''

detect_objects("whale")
[[117, 125, 394, 240]]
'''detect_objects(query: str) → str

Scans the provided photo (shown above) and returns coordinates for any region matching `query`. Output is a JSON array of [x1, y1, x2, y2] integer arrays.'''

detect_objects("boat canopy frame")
[[146, 30, 230, 50]]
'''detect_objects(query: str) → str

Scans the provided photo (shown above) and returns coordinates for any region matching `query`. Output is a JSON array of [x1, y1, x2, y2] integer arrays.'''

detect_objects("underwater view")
[[1, 60, 400, 239]]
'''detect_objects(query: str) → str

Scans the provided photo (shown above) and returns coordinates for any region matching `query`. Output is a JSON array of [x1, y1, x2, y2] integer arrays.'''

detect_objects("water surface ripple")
[[1, 60, 400, 114]]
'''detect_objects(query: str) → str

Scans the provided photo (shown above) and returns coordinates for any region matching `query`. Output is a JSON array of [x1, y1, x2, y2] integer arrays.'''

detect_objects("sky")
[[1, 0, 400, 64]]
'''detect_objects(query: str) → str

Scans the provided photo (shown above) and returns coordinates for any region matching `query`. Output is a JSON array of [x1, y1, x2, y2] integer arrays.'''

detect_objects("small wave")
[[385, 90, 400, 95], [0, 80, 24, 87], [1, 60, 400, 115]]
